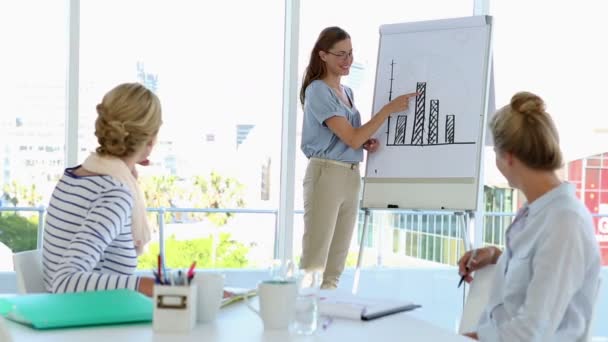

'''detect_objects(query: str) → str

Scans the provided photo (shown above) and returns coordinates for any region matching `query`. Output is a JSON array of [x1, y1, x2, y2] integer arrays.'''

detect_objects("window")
[[491, 0, 608, 266], [79, 1, 285, 269], [0, 1, 67, 264]]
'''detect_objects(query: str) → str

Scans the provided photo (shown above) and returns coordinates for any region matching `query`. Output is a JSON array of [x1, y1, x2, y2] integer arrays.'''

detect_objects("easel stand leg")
[[353, 209, 371, 294]]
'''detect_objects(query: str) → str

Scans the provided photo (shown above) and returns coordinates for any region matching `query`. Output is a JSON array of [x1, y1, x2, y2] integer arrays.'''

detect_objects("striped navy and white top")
[[42, 166, 140, 293]]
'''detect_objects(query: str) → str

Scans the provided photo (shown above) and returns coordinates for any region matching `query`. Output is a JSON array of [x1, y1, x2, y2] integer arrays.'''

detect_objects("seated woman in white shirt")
[[458, 92, 601, 341], [42, 83, 161, 297]]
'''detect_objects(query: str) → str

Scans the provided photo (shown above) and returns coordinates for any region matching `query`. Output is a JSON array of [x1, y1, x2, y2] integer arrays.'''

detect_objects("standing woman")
[[299, 26, 416, 289]]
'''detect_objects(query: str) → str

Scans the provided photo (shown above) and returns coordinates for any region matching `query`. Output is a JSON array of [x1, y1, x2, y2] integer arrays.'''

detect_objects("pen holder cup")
[[153, 284, 197, 333]]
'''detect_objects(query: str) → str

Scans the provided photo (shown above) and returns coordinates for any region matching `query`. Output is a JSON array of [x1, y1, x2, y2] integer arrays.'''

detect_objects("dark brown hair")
[[300, 26, 350, 106]]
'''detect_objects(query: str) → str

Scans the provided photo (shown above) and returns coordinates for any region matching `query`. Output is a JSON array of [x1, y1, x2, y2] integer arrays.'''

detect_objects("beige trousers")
[[299, 158, 361, 289]]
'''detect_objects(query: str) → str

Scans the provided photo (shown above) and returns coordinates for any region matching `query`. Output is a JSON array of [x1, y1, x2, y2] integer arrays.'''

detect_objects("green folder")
[[0, 289, 152, 329]]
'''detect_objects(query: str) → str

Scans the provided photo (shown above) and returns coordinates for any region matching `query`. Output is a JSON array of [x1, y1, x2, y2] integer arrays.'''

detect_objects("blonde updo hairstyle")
[[95, 83, 162, 157], [490, 91, 562, 171]]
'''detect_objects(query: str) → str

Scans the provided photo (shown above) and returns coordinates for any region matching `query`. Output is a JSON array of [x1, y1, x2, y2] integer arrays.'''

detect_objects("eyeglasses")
[[327, 50, 353, 60]]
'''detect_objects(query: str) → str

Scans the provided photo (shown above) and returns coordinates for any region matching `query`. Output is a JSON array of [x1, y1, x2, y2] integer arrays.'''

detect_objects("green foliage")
[[3, 171, 250, 267], [139, 175, 184, 223], [140, 175, 179, 208], [0, 214, 38, 252], [191, 171, 246, 226], [138, 171, 249, 267], [2, 180, 43, 207], [345, 252, 358, 267], [137, 233, 249, 269], [139, 171, 247, 227]]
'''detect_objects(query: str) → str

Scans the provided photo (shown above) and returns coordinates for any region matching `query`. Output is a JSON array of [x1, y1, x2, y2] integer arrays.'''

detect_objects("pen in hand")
[[458, 248, 478, 288]]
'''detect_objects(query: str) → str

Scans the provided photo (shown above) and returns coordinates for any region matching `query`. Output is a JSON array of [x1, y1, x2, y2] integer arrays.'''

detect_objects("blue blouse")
[[300, 80, 363, 163]]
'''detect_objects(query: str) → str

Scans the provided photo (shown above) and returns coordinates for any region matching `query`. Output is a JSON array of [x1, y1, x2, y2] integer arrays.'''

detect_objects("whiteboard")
[[362, 16, 492, 211]]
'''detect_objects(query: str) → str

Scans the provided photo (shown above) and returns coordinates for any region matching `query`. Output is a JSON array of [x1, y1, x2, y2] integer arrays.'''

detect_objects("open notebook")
[[221, 287, 257, 307], [0, 290, 152, 329], [318, 290, 421, 321]]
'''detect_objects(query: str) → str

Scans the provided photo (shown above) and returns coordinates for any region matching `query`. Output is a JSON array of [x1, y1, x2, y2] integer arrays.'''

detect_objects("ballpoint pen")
[[177, 270, 183, 286], [458, 248, 477, 288], [169, 269, 176, 286], [152, 270, 162, 284], [157, 254, 163, 285], [187, 261, 196, 284], [321, 317, 333, 330]]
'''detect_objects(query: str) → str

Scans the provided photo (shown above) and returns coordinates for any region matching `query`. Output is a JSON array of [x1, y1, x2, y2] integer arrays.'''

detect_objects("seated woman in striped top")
[[42, 83, 161, 297]]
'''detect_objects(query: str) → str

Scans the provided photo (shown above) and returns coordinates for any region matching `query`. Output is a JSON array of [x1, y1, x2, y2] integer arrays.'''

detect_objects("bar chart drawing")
[[428, 100, 439, 145], [411, 82, 426, 146], [384, 77, 475, 147], [446, 115, 455, 144], [394, 115, 407, 145], [365, 16, 490, 183]]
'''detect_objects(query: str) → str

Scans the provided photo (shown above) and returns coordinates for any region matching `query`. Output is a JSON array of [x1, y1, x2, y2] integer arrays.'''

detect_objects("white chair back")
[[12, 249, 46, 294], [458, 264, 497, 334], [583, 277, 602, 342], [0, 316, 14, 342]]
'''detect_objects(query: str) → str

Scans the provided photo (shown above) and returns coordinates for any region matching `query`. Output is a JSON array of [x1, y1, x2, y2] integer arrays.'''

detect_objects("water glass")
[[268, 259, 296, 281], [292, 271, 322, 335]]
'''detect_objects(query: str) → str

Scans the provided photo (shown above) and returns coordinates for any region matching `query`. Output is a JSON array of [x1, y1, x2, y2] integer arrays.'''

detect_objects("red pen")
[[187, 261, 196, 278], [157, 254, 163, 285]]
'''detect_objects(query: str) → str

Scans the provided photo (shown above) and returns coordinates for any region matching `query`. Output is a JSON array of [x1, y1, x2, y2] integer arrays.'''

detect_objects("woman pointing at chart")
[[299, 26, 416, 289]]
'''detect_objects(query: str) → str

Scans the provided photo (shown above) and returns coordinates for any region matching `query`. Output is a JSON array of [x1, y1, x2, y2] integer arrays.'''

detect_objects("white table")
[[4, 299, 470, 342]]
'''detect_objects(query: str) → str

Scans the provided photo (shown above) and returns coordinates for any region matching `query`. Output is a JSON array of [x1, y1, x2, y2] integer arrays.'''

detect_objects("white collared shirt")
[[477, 183, 601, 342]]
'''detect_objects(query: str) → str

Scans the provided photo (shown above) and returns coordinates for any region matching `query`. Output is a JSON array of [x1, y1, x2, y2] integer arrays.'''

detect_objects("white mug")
[[193, 272, 225, 323], [245, 280, 297, 330]]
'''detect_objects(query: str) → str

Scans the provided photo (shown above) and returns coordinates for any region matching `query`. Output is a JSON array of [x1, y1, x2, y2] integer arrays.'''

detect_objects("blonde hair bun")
[[94, 83, 162, 158], [96, 106, 130, 156], [490, 91, 562, 171], [511, 91, 545, 116]]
